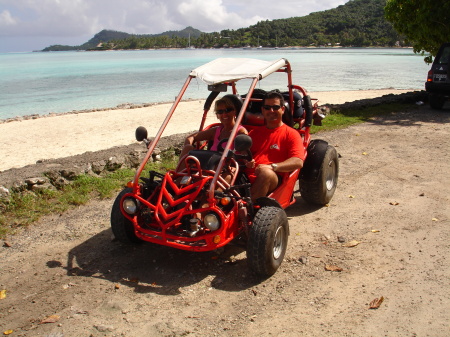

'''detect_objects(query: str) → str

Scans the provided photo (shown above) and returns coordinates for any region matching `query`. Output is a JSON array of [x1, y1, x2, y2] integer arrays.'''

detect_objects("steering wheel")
[[216, 138, 229, 152]]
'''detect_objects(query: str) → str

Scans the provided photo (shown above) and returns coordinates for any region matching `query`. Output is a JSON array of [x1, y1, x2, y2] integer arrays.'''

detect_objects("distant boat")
[[186, 34, 195, 50]]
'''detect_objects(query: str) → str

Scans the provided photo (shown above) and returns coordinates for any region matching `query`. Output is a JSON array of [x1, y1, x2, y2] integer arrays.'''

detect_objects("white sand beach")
[[0, 89, 414, 171]]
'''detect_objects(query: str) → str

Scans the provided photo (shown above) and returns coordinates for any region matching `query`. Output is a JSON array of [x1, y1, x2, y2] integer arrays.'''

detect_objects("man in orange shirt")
[[246, 91, 305, 201]]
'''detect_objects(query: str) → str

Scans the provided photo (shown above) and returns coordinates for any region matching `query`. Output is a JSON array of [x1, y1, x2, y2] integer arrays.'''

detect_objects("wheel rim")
[[273, 225, 285, 260], [325, 159, 336, 191]]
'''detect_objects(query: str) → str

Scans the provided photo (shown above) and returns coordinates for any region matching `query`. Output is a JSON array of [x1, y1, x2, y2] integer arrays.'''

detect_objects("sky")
[[0, 0, 349, 52]]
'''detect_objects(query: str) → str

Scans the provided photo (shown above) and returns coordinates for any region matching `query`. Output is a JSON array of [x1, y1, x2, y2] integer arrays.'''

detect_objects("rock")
[[10, 180, 28, 192], [106, 156, 125, 171], [25, 177, 48, 186], [44, 170, 61, 182], [61, 165, 88, 180], [31, 182, 56, 192], [126, 150, 145, 168], [91, 160, 107, 174], [52, 177, 70, 189], [94, 324, 114, 332], [0, 185, 10, 199]]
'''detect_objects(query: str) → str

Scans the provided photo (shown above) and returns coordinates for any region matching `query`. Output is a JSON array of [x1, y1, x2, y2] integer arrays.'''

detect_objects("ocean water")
[[0, 48, 430, 119]]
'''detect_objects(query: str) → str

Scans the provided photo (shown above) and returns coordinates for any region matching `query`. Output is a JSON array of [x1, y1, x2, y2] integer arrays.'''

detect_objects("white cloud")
[[0, 9, 17, 25], [0, 0, 349, 52]]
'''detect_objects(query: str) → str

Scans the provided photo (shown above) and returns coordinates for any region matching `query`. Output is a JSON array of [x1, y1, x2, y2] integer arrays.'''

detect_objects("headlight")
[[123, 198, 140, 215], [203, 213, 220, 231]]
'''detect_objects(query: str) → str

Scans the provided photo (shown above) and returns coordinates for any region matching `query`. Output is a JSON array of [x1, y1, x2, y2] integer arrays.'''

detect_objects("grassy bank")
[[0, 103, 411, 239]]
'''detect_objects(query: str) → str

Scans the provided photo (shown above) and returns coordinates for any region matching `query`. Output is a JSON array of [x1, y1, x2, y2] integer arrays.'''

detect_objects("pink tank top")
[[210, 125, 244, 151]]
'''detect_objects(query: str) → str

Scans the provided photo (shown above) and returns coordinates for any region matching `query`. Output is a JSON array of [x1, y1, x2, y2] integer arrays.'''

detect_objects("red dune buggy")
[[111, 58, 339, 277]]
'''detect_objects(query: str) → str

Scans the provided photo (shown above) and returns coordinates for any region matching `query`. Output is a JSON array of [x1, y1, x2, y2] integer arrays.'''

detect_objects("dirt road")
[[1, 104, 449, 336]]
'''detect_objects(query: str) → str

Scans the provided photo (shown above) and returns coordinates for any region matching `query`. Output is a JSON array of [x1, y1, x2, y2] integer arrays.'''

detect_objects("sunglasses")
[[262, 105, 282, 111], [216, 107, 235, 114]]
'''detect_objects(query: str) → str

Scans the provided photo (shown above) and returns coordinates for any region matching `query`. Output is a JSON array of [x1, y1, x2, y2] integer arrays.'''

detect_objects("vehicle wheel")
[[300, 144, 339, 205], [429, 93, 446, 110], [247, 206, 289, 277], [111, 188, 142, 244]]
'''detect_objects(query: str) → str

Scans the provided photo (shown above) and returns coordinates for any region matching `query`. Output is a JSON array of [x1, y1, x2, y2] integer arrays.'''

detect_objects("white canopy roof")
[[189, 58, 288, 85]]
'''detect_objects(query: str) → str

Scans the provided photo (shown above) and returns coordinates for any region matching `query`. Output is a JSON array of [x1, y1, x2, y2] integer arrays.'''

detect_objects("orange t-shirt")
[[246, 124, 305, 182]]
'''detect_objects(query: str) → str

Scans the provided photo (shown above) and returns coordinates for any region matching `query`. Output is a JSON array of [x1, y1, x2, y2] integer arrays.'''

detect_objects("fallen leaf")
[[432, 218, 439, 222], [62, 283, 77, 289], [0, 290, 6, 300], [362, 152, 368, 155], [371, 229, 380, 233], [3, 330, 13, 335], [39, 315, 60, 324], [389, 201, 399, 205], [325, 264, 343, 272], [342, 240, 360, 247], [369, 296, 384, 309], [114, 284, 120, 289], [348, 195, 355, 198]]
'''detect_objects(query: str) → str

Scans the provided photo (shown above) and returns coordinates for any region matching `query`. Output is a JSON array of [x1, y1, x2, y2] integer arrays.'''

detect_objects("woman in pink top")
[[178, 95, 248, 164]]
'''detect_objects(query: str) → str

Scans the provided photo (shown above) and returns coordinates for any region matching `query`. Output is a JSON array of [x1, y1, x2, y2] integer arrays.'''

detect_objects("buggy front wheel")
[[247, 206, 289, 277], [111, 188, 142, 244]]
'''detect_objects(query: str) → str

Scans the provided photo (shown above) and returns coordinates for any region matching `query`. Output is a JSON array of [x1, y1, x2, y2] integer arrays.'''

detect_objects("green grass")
[[0, 160, 176, 239], [310, 103, 408, 134], [0, 104, 410, 238]]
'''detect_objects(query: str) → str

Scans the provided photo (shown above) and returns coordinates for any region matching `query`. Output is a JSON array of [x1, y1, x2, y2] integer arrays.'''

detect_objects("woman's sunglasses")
[[216, 107, 235, 114], [262, 105, 282, 111]]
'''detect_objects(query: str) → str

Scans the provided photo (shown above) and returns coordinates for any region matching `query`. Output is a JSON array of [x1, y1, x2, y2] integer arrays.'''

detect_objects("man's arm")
[[265, 157, 303, 173]]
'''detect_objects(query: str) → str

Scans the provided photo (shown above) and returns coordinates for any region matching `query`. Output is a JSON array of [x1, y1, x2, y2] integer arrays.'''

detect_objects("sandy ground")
[[0, 89, 413, 172], [0, 95, 449, 336]]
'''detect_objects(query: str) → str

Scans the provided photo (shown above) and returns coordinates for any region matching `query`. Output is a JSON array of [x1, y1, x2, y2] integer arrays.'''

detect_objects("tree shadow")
[[361, 104, 450, 127], [62, 229, 261, 295]]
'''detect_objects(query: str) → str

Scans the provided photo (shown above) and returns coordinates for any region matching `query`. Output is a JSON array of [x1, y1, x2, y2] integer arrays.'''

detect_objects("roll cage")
[[131, 58, 316, 205]]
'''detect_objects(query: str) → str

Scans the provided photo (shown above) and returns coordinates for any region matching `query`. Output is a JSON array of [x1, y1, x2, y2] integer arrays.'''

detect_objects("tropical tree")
[[385, 0, 450, 62]]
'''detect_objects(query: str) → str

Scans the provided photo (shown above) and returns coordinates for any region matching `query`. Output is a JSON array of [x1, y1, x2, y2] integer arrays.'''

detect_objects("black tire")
[[429, 93, 446, 110], [111, 188, 142, 244], [247, 206, 289, 277], [300, 145, 339, 205]]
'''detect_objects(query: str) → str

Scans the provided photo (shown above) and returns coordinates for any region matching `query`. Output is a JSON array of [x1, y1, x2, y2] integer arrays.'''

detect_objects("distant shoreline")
[[0, 45, 416, 54]]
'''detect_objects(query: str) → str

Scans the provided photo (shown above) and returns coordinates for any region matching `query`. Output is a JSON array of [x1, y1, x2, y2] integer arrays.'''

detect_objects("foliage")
[[42, 0, 405, 51], [231, 0, 401, 48], [385, 0, 450, 63]]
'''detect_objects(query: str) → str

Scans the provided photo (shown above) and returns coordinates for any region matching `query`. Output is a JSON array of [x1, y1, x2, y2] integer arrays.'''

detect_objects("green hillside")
[[42, 27, 202, 51], [42, 0, 405, 51], [209, 0, 401, 48]]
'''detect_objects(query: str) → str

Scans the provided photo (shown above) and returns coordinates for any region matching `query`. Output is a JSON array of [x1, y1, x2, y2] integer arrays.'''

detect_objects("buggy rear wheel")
[[111, 188, 142, 244], [300, 143, 339, 205], [247, 206, 289, 277]]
